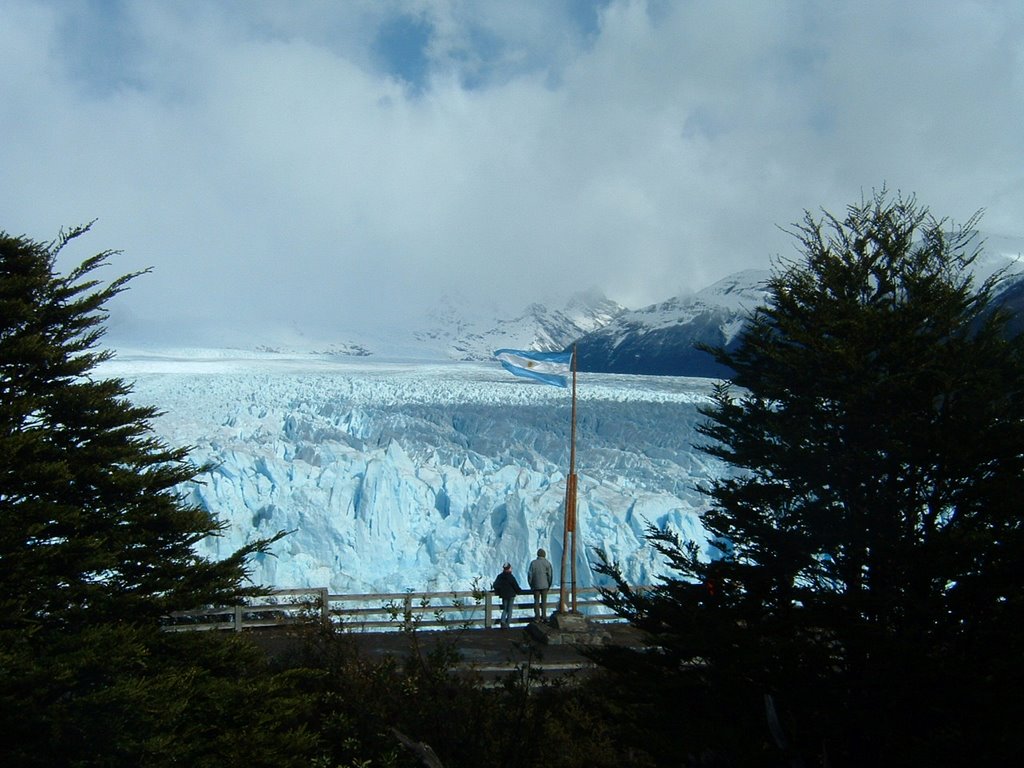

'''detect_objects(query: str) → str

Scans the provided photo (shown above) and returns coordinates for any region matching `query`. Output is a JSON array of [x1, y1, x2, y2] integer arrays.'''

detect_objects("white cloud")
[[2, 0, 1023, 346]]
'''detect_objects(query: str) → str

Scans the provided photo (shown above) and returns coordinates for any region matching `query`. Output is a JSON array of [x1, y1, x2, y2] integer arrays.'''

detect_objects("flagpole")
[[569, 343, 578, 612], [558, 344, 579, 616], [493, 347, 577, 619], [559, 489, 570, 615]]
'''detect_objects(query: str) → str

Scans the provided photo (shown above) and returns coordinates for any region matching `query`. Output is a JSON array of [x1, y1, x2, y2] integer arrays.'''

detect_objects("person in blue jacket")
[[492, 563, 522, 629]]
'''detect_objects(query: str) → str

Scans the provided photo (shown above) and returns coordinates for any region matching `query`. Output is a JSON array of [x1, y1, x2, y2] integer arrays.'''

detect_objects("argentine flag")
[[494, 348, 573, 388]]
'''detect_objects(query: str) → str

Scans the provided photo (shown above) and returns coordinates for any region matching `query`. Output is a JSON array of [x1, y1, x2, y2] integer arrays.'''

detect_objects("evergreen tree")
[[0, 225, 278, 632], [0, 225, 303, 766], [595, 190, 1024, 766]]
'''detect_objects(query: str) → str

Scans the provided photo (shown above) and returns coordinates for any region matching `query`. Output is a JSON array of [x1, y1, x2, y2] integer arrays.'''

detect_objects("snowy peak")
[[575, 270, 770, 377], [206, 290, 624, 364], [628, 270, 769, 331], [695, 269, 773, 313], [563, 287, 626, 326], [413, 289, 626, 360], [518, 289, 625, 349]]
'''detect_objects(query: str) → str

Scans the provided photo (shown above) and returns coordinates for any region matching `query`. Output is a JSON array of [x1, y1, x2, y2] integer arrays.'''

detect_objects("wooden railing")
[[165, 586, 626, 633]]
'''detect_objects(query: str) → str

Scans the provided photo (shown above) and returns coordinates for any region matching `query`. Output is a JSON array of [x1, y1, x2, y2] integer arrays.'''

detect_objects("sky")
[[2, 0, 1024, 346]]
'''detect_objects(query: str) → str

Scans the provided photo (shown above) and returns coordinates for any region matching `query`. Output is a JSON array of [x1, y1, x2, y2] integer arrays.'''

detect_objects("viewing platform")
[[166, 585, 647, 679], [165, 585, 634, 633]]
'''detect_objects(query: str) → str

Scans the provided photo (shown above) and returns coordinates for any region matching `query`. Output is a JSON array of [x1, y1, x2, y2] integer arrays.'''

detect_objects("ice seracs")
[[104, 356, 725, 596]]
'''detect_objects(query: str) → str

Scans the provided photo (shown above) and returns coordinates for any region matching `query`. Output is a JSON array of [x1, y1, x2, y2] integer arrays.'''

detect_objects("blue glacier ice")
[[103, 352, 728, 595]]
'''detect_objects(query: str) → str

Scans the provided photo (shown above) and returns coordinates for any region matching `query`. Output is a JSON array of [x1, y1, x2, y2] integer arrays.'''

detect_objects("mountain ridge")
[[572, 269, 770, 378], [111, 233, 1024, 377]]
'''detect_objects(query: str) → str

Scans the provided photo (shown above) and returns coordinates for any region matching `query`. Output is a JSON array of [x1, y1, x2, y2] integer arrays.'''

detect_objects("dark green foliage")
[[271, 622, 630, 768], [1, 226, 299, 765], [1, 625, 321, 767], [0, 225, 281, 632], [594, 190, 1024, 766]]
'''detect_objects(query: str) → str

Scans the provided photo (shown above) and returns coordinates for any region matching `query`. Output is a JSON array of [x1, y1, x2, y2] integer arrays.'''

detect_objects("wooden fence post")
[[318, 588, 329, 624], [404, 593, 413, 631], [234, 604, 244, 631], [484, 593, 493, 629]]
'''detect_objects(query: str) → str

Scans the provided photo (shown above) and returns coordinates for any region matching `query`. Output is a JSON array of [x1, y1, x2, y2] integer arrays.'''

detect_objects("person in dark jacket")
[[492, 563, 522, 629]]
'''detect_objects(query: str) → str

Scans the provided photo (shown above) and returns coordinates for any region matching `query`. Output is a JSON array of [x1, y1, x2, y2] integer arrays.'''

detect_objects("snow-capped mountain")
[[990, 271, 1024, 337], [213, 289, 625, 364], [102, 354, 724, 596], [974, 231, 1024, 281], [575, 270, 771, 378], [413, 288, 625, 360], [571, 233, 1024, 378], [148, 230, 1021, 375]]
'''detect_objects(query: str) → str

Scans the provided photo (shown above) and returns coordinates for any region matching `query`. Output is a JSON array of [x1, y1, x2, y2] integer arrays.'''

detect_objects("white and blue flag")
[[494, 348, 573, 388]]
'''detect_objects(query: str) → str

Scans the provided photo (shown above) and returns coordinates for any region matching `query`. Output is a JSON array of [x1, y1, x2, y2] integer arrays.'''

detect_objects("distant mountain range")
[[372, 271, 769, 378], [211, 233, 1023, 378], [494, 245, 1024, 378], [573, 270, 769, 378], [412, 287, 625, 362]]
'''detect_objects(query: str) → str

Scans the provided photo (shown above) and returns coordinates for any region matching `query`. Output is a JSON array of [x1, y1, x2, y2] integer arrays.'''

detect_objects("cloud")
[[2, 0, 1023, 346]]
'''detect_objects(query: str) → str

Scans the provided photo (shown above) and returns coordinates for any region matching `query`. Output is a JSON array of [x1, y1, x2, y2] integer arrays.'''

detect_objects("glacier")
[[101, 351, 727, 596]]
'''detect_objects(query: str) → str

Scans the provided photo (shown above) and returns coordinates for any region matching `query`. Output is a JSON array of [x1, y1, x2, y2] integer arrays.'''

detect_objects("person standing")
[[528, 548, 554, 621], [492, 563, 522, 629]]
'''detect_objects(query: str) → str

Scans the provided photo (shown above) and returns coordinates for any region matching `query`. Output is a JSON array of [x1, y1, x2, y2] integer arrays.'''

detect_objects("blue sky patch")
[[372, 14, 432, 93]]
